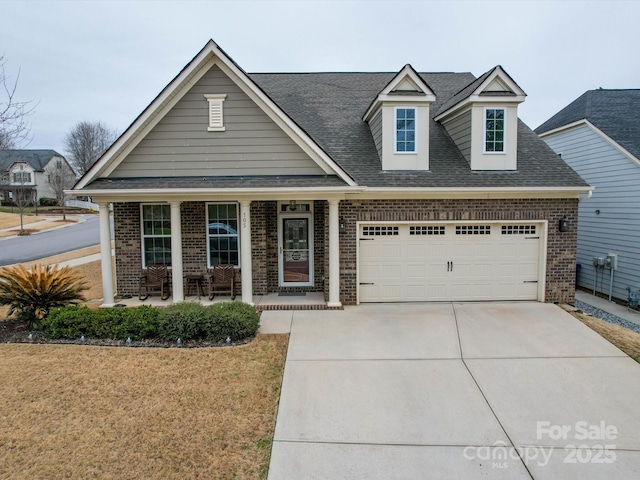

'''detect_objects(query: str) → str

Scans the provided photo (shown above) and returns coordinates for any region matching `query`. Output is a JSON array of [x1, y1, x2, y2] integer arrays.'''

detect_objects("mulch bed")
[[0, 317, 254, 348]]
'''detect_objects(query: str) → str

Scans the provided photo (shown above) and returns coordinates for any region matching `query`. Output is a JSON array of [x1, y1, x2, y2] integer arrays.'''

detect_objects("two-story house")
[[70, 40, 591, 308], [0, 150, 74, 204], [536, 89, 640, 301]]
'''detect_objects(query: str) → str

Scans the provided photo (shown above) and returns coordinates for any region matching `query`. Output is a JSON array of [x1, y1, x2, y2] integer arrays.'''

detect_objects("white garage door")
[[358, 223, 542, 302]]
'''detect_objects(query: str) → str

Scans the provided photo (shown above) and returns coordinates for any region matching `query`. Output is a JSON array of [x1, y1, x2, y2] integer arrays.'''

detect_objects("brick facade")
[[114, 198, 577, 305], [336, 198, 578, 305], [114, 200, 325, 298]]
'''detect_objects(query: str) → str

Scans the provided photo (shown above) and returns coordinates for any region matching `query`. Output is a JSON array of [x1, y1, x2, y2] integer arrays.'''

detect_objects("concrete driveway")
[[265, 303, 640, 479]]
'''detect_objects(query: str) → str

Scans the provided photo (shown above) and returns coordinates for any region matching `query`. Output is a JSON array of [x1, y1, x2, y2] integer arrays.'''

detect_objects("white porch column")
[[169, 201, 184, 302], [240, 200, 253, 304], [328, 199, 342, 307], [98, 202, 115, 307]]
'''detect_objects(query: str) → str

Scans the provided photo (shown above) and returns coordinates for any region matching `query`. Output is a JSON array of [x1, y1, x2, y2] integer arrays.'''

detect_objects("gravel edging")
[[574, 300, 640, 334]]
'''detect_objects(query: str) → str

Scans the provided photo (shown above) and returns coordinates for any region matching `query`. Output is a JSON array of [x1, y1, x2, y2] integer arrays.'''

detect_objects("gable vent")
[[205, 94, 227, 131]]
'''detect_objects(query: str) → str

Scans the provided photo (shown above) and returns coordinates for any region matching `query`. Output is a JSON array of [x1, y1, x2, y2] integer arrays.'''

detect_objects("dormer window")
[[435, 66, 525, 171], [363, 64, 436, 171], [395, 108, 416, 153], [485, 108, 505, 153], [205, 94, 227, 131]]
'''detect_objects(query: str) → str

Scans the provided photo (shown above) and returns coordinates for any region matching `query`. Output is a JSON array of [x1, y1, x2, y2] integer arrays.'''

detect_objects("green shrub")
[[42, 301, 258, 343], [39, 197, 59, 206], [43, 305, 161, 340], [1, 200, 16, 207], [206, 302, 259, 341], [157, 302, 210, 341]]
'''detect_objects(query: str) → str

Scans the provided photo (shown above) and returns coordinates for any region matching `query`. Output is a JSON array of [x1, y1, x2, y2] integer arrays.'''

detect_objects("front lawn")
[[0, 335, 288, 479], [564, 305, 640, 362]]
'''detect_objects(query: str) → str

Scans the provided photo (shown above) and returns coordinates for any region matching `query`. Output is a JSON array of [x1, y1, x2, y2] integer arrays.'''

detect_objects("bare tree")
[[46, 158, 76, 220], [65, 121, 118, 175], [0, 56, 36, 149], [9, 164, 36, 235]]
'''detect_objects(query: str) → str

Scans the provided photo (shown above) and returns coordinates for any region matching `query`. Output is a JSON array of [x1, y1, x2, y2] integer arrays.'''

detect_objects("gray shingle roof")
[[535, 89, 640, 162], [247, 72, 587, 188], [0, 149, 64, 171], [86, 175, 349, 190], [434, 67, 495, 117]]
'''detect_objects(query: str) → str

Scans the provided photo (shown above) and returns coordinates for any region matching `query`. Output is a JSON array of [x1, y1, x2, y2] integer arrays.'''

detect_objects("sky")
[[2, 0, 639, 155]]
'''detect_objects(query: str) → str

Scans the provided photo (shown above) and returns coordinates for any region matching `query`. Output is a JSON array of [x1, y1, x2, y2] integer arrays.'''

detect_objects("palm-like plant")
[[0, 264, 89, 328]]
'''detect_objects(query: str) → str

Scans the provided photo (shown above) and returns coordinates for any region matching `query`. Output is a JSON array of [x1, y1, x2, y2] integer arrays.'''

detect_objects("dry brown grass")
[[0, 334, 288, 479], [30, 245, 101, 266], [563, 305, 640, 362], [0, 213, 77, 238], [0, 211, 41, 229]]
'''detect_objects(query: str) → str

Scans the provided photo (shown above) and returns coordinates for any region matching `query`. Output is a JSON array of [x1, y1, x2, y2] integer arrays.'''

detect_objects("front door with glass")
[[279, 215, 313, 286]]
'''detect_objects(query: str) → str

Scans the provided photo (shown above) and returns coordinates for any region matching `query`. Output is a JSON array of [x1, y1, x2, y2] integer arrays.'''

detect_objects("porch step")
[[256, 304, 343, 311]]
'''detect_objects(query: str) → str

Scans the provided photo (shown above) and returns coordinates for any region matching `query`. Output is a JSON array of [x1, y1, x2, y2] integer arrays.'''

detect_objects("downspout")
[[578, 190, 593, 202]]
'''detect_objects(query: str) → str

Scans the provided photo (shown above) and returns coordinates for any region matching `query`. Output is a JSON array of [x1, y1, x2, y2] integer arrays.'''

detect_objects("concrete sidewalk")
[[575, 290, 640, 328], [0, 215, 85, 239], [265, 303, 640, 479]]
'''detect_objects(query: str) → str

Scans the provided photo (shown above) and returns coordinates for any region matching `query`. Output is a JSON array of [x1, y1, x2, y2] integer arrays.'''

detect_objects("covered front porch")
[[94, 195, 345, 309]]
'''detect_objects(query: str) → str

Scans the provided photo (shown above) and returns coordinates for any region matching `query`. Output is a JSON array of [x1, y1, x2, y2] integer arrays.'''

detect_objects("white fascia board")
[[75, 44, 217, 190], [363, 65, 436, 122], [75, 41, 356, 189], [363, 95, 434, 122], [381, 65, 435, 96], [540, 119, 640, 168], [434, 95, 525, 123], [434, 67, 526, 123], [352, 186, 593, 200], [66, 186, 363, 203], [68, 185, 594, 205], [537, 119, 587, 138], [474, 66, 526, 97]]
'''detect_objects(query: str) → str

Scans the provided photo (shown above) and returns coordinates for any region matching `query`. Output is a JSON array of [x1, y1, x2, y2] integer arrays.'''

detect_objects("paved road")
[[0, 215, 107, 266]]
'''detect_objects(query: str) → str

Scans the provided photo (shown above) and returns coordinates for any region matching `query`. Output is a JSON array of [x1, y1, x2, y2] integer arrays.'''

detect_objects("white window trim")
[[12, 171, 32, 184], [140, 203, 172, 269], [483, 107, 506, 154], [205, 94, 227, 132], [394, 106, 418, 154], [206, 202, 241, 268], [277, 200, 314, 214]]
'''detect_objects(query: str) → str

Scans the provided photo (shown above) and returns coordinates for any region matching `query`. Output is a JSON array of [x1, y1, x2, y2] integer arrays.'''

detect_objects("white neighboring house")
[[536, 89, 640, 301], [0, 150, 75, 204]]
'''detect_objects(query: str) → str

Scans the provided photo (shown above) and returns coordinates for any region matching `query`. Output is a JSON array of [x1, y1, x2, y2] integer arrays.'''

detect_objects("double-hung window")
[[12, 171, 31, 183], [395, 107, 416, 153], [485, 108, 505, 152], [141, 204, 172, 267], [207, 203, 240, 267]]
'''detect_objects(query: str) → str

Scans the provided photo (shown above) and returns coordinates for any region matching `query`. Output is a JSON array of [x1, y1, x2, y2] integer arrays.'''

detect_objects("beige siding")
[[443, 110, 472, 163], [111, 65, 324, 177], [369, 110, 382, 160]]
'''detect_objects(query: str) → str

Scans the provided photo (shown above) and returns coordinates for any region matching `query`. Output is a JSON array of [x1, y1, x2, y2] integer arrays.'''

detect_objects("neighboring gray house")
[[536, 89, 640, 300], [0, 149, 74, 204], [70, 40, 590, 308]]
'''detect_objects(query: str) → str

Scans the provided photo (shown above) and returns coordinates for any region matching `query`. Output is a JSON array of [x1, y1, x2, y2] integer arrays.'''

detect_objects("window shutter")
[[205, 94, 227, 131]]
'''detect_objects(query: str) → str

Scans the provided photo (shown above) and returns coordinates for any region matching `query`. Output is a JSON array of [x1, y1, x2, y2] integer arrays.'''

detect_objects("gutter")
[[579, 189, 593, 202]]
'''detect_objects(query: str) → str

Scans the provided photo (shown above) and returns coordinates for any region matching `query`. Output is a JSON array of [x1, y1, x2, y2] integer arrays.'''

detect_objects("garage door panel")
[[359, 223, 541, 302]]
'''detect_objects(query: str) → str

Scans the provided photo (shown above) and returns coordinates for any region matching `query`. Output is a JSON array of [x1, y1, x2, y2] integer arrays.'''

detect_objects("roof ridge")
[[249, 71, 469, 75]]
